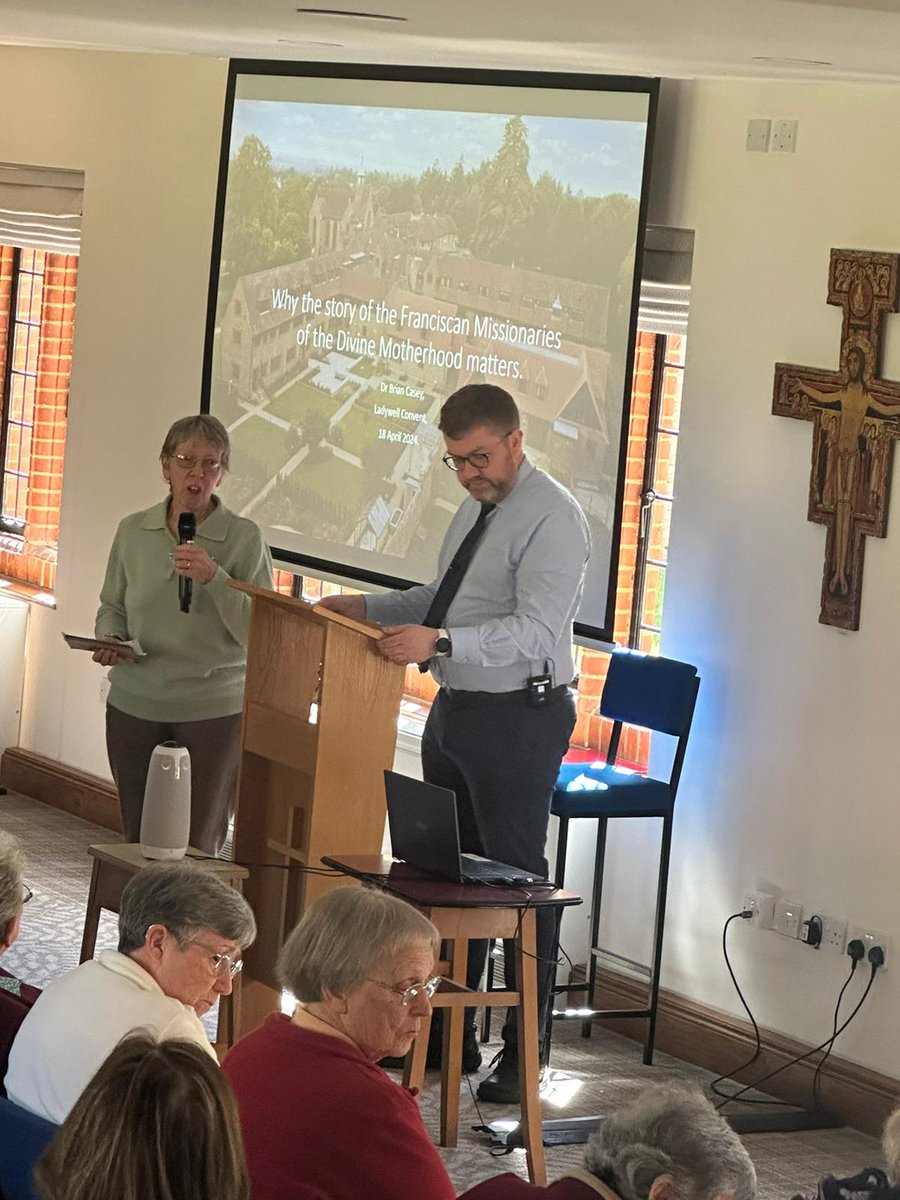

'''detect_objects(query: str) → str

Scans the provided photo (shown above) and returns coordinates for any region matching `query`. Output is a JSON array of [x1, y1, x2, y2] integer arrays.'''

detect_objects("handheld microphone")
[[177, 512, 196, 613]]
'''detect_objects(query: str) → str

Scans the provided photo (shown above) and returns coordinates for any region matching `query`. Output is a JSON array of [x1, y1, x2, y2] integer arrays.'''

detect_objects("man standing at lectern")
[[317, 383, 590, 1102]]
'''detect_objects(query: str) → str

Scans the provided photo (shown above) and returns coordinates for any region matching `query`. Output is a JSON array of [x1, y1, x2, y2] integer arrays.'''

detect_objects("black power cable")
[[710, 910, 794, 1108], [811, 960, 858, 1108], [716, 959, 879, 1111]]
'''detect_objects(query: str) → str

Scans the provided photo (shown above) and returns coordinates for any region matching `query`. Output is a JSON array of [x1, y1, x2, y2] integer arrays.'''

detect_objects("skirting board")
[[590, 967, 899, 1137], [0, 746, 122, 832]]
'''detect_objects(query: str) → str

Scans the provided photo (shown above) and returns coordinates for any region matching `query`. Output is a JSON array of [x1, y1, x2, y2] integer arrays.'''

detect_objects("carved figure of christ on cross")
[[773, 249, 900, 630]]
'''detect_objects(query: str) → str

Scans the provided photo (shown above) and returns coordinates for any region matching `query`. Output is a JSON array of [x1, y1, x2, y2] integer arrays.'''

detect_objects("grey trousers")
[[421, 686, 576, 1048], [105, 705, 242, 857]]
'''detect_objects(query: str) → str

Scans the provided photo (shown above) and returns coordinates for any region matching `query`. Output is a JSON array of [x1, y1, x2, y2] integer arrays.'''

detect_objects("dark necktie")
[[417, 502, 495, 672]]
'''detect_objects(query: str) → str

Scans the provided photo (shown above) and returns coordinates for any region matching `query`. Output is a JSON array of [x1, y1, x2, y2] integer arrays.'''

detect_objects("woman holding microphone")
[[93, 414, 272, 855]]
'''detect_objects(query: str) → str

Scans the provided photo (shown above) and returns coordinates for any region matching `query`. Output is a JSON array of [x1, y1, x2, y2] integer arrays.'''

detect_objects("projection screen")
[[203, 61, 658, 643]]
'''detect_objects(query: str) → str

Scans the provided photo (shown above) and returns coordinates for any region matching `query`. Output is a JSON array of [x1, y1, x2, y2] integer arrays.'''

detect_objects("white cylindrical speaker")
[[140, 741, 191, 860]]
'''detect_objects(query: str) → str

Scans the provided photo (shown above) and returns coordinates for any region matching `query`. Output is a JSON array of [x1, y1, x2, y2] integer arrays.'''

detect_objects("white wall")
[[4, 49, 900, 1077], [599, 78, 900, 1077], [0, 47, 228, 775], [0, 596, 28, 754]]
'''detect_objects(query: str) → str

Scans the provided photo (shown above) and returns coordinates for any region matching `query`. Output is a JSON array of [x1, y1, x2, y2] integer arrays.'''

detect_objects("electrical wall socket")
[[849, 926, 890, 971], [773, 898, 803, 939], [771, 119, 798, 153], [818, 914, 847, 955], [746, 119, 771, 152], [743, 891, 775, 929]]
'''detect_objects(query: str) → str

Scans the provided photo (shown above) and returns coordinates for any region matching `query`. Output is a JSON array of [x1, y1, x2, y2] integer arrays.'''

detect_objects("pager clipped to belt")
[[527, 660, 554, 707]]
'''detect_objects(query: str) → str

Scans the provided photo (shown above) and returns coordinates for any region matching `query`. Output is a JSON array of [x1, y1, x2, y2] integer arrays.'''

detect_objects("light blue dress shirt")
[[365, 459, 591, 693]]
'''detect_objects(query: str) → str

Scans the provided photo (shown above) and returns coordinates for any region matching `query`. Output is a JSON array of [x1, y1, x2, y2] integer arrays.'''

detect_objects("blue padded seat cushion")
[[552, 761, 674, 818]]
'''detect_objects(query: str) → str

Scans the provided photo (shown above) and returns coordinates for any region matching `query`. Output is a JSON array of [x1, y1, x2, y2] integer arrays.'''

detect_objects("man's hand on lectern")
[[315, 594, 367, 620], [378, 625, 437, 665]]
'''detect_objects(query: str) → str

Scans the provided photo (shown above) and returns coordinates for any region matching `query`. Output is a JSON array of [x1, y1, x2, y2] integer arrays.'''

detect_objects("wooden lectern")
[[229, 583, 406, 1034]]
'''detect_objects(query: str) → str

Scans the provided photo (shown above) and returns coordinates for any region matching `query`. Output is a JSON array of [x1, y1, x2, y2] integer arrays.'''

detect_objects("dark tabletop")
[[321, 855, 582, 910]]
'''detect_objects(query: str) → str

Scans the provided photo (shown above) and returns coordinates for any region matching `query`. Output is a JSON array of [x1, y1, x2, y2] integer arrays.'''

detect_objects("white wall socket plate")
[[818, 914, 847, 955], [771, 119, 798, 153], [743, 891, 775, 929], [746, 118, 771, 152], [773, 898, 803, 939], [848, 926, 890, 971]]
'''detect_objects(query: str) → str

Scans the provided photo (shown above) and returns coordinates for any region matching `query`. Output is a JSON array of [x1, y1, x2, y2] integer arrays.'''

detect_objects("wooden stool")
[[79, 843, 249, 1052]]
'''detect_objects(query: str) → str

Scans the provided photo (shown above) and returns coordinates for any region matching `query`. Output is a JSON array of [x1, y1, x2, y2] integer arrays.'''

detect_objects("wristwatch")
[[434, 628, 452, 657]]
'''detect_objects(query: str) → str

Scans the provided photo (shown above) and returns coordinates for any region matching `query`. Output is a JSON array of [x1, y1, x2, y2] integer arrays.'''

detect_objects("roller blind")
[[0, 162, 83, 255], [638, 225, 693, 335]]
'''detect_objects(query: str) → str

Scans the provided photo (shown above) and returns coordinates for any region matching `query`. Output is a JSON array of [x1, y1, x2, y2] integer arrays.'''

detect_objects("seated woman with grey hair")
[[224, 885, 457, 1200], [462, 1081, 757, 1199], [93, 412, 273, 855], [4, 859, 256, 1124], [0, 828, 27, 964], [0, 828, 40, 1091]]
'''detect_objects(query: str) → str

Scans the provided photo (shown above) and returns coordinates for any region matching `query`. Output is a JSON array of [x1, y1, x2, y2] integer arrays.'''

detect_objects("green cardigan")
[[95, 498, 273, 722]]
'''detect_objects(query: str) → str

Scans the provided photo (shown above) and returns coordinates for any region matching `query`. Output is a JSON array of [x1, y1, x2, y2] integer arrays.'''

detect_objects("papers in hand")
[[63, 634, 146, 660]]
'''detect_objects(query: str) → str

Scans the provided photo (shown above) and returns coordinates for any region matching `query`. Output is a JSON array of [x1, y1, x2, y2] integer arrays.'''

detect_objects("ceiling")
[[2, 0, 900, 83]]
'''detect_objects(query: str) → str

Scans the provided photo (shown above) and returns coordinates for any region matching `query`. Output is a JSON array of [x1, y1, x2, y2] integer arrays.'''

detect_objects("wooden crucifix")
[[773, 249, 900, 630]]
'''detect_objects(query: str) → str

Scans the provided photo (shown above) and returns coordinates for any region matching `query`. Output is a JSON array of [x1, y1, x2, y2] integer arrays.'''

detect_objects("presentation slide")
[[205, 65, 656, 640]]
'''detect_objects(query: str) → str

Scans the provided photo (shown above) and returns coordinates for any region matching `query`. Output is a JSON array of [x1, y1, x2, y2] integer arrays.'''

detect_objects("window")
[[629, 334, 684, 655], [0, 244, 78, 594], [498, 289, 511, 303], [1, 249, 44, 535], [571, 329, 686, 769]]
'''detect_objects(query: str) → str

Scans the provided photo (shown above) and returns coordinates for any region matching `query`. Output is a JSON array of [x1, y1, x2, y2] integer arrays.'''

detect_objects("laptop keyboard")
[[461, 855, 533, 884]]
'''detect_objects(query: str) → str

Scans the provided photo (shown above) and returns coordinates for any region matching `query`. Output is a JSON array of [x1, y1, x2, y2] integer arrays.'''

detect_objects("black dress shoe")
[[476, 1046, 521, 1103]]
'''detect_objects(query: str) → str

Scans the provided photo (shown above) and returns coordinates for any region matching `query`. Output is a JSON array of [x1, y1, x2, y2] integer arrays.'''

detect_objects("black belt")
[[438, 684, 570, 709]]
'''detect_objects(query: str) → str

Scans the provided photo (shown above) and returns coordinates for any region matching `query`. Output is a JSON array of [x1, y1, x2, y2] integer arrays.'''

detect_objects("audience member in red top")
[[223, 885, 455, 1200], [461, 1082, 757, 1200]]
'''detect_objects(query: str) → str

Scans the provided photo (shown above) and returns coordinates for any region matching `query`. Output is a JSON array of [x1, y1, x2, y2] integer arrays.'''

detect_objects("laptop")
[[384, 770, 542, 886]]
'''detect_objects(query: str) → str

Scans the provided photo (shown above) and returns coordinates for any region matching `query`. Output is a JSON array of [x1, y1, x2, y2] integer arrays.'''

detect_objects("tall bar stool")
[[551, 648, 700, 1064]]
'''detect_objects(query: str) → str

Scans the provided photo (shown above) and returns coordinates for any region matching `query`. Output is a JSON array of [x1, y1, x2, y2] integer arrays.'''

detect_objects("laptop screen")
[[384, 771, 463, 882]]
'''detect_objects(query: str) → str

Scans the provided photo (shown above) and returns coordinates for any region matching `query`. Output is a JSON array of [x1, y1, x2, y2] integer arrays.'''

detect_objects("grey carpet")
[[0, 790, 885, 1197]]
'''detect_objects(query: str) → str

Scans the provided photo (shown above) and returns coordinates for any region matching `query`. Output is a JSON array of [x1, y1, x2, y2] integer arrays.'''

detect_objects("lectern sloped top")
[[229, 581, 406, 1018], [228, 580, 385, 640]]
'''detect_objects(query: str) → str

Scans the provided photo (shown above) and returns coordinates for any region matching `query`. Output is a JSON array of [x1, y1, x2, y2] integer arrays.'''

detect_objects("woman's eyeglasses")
[[21, 883, 33, 905], [170, 454, 222, 474], [367, 976, 441, 1006]]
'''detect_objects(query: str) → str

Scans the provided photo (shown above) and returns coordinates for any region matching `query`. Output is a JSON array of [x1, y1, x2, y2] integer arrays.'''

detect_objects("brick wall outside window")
[[0, 247, 77, 592]]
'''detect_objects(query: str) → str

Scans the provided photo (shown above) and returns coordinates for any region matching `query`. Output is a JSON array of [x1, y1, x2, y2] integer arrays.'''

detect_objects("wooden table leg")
[[404, 1007, 432, 1091], [79, 858, 103, 963], [440, 935, 467, 1147], [515, 909, 546, 1186]]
